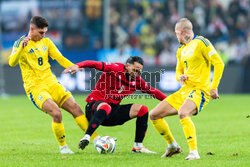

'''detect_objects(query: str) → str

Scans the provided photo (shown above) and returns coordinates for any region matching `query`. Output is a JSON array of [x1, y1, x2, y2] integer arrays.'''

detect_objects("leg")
[[150, 100, 178, 120], [79, 102, 111, 150], [43, 98, 62, 123], [149, 100, 178, 145], [149, 100, 181, 157], [61, 96, 83, 118], [129, 104, 155, 153], [178, 99, 200, 160], [43, 99, 65, 146], [42, 99, 73, 154], [130, 104, 148, 144], [61, 97, 99, 141]]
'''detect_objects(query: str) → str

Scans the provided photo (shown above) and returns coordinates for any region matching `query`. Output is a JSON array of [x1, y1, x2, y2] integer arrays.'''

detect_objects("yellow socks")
[[52, 122, 66, 147], [180, 117, 197, 151], [75, 114, 99, 141], [151, 116, 197, 151], [151, 118, 175, 144]]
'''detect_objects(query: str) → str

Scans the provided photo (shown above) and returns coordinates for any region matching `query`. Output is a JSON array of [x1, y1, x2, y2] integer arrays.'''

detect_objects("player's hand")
[[211, 89, 219, 99], [179, 75, 188, 84], [22, 36, 31, 48], [63, 65, 82, 74]]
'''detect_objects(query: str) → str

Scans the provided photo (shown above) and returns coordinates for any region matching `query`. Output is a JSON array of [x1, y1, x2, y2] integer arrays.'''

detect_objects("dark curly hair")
[[126, 56, 144, 66]]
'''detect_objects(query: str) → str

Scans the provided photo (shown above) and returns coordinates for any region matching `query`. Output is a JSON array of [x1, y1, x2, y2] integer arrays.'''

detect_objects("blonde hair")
[[175, 18, 193, 32]]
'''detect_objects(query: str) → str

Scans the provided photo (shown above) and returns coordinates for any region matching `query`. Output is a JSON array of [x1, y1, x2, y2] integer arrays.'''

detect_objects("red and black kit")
[[76, 60, 166, 143]]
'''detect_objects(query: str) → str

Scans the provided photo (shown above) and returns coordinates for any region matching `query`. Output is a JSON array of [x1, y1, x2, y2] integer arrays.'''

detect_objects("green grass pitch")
[[0, 94, 249, 167]]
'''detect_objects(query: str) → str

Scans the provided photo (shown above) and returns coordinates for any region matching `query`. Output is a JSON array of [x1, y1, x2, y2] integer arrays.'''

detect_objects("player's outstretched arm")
[[139, 78, 167, 101], [47, 38, 74, 68], [74, 60, 124, 72], [146, 87, 167, 101], [63, 60, 104, 74], [63, 64, 82, 74], [76, 60, 104, 71]]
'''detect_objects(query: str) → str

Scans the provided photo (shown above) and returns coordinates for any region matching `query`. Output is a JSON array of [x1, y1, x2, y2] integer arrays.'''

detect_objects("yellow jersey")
[[8, 35, 74, 92], [176, 35, 224, 95]]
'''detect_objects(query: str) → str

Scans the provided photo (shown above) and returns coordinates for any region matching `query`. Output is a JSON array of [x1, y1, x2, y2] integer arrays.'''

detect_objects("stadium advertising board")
[[4, 64, 243, 94]]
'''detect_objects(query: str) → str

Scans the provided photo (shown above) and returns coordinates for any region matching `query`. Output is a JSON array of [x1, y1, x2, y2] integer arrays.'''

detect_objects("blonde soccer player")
[[8, 16, 99, 154], [149, 18, 224, 160]]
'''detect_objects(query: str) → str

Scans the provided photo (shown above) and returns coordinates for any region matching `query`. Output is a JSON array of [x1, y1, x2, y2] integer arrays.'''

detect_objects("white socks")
[[168, 141, 179, 148], [60, 144, 68, 150], [190, 150, 199, 155], [83, 134, 91, 141], [134, 142, 143, 148]]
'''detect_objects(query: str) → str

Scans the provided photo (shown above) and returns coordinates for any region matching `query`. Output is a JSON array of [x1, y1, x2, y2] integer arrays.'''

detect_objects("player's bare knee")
[[97, 103, 111, 110], [72, 103, 83, 116], [178, 111, 189, 119], [149, 111, 158, 120], [52, 110, 62, 122], [98, 103, 111, 115]]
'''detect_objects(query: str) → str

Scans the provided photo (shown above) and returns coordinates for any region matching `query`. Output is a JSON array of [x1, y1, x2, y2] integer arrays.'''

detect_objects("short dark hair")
[[30, 16, 48, 29], [126, 56, 144, 66]]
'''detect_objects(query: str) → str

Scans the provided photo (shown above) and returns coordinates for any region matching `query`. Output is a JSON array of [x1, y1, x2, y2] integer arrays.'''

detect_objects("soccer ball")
[[94, 136, 116, 154]]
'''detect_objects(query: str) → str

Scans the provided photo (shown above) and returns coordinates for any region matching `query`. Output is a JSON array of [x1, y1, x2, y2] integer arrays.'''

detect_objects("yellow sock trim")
[[151, 118, 175, 144], [52, 122, 66, 147], [75, 115, 99, 141], [180, 117, 197, 151]]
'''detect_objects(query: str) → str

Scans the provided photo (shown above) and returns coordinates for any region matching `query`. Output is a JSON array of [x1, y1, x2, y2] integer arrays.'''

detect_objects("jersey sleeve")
[[8, 36, 25, 67], [76, 61, 124, 72], [201, 39, 225, 89], [47, 38, 74, 68], [138, 77, 167, 101], [103, 63, 125, 72], [175, 48, 184, 82], [138, 77, 150, 92]]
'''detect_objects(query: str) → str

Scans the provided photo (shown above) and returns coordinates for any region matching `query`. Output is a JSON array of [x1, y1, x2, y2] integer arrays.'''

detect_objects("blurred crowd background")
[[109, 0, 250, 66], [0, 0, 250, 94], [1, 0, 249, 66]]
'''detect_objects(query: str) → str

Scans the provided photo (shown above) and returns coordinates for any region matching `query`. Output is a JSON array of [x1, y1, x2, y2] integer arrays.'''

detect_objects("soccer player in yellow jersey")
[[8, 16, 99, 154], [150, 18, 224, 160]]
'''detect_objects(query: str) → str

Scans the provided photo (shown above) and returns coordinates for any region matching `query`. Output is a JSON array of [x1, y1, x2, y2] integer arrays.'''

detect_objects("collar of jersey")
[[192, 35, 197, 40]]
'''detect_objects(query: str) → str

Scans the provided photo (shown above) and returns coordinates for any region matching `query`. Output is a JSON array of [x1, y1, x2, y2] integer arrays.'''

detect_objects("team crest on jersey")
[[42, 46, 47, 51], [38, 95, 44, 101]]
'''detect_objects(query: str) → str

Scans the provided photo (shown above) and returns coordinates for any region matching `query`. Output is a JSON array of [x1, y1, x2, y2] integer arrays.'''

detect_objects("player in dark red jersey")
[[64, 56, 166, 153]]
